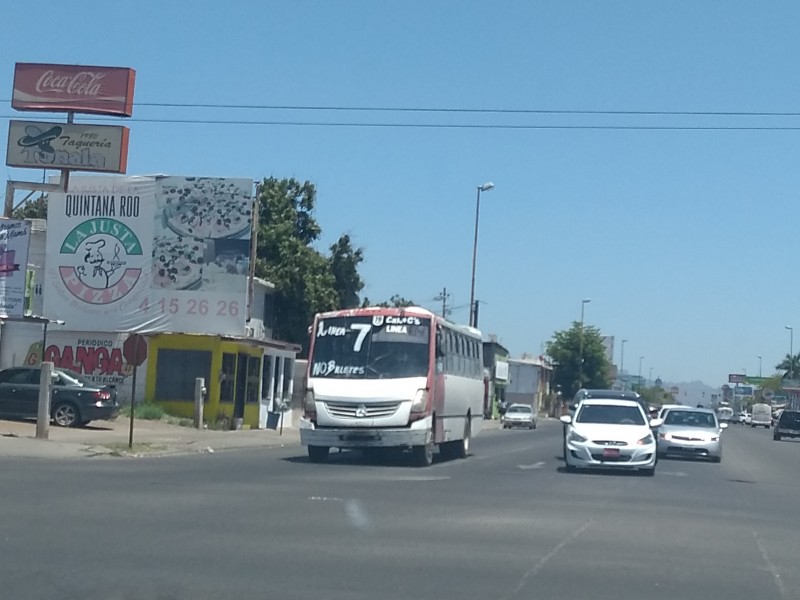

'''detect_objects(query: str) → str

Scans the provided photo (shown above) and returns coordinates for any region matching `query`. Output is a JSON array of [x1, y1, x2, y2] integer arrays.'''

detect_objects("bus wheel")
[[453, 416, 471, 459], [308, 446, 330, 463], [412, 423, 434, 467]]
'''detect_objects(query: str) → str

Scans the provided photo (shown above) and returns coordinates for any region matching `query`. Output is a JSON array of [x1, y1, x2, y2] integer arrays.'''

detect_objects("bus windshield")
[[310, 315, 431, 379]]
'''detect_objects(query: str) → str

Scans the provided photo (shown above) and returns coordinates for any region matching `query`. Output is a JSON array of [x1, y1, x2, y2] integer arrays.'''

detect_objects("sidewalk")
[[0, 416, 301, 459]]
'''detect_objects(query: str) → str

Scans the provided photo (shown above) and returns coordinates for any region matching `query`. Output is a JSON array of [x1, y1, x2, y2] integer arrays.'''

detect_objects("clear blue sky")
[[3, 1, 800, 387]]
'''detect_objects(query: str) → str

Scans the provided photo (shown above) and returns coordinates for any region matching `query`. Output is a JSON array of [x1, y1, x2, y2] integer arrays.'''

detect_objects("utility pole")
[[433, 287, 450, 318]]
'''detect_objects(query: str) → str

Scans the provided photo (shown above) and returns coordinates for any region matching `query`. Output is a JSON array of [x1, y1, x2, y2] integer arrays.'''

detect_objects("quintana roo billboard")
[[43, 175, 254, 335]]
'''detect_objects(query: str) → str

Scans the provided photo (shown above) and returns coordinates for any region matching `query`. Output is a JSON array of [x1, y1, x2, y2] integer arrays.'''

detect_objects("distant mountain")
[[660, 380, 721, 406]]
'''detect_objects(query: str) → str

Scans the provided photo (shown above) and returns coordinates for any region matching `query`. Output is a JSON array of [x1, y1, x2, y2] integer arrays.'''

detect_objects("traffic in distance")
[[298, 306, 797, 471]]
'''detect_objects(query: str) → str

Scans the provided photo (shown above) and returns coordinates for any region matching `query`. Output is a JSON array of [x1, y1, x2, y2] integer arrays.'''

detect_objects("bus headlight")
[[410, 389, 429, 413]]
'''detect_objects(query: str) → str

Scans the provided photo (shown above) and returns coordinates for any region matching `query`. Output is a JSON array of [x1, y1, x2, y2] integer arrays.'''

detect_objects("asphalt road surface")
[[1, 420, 798, 600]]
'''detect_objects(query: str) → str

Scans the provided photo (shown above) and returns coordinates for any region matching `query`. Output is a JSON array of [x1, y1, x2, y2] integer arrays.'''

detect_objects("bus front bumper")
[[299, 417, 432, 449]]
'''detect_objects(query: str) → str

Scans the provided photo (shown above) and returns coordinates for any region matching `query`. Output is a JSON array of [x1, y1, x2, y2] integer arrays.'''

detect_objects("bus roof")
[[313, 306, 481, 337]]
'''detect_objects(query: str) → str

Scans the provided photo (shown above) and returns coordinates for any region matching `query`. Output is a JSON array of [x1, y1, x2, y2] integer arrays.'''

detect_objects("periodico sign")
[[122, 334, 147, 367]]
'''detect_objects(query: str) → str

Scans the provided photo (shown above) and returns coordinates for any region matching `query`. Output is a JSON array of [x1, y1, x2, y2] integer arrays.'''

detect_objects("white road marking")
[[497, 518, 593, 600], [517, 461, 546, 470], [754, 531, 787, 598]]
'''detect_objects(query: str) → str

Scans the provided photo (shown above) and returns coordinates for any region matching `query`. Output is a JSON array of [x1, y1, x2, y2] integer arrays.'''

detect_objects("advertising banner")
[[12, 63, 136, 117], [0, 219, 32, 318], [7, 120, 129, 173], [1, 328, 146, 403], [43, 175, 253, 336]]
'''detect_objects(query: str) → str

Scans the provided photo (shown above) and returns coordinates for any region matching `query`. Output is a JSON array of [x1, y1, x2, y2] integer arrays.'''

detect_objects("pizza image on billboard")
[[156, 177, 252, 239]]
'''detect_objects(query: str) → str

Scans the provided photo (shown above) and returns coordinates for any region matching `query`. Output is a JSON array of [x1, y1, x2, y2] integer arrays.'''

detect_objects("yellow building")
[[144, 333, 300, 430]]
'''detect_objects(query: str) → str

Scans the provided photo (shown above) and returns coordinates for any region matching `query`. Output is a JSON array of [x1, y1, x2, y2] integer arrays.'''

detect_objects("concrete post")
[[36, 362, 54, 440], [194, 377, 206, 429]]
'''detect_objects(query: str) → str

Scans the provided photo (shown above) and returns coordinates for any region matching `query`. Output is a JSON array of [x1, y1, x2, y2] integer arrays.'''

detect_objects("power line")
[[3, 114, 800, 130], [4, 98, 800, 117]]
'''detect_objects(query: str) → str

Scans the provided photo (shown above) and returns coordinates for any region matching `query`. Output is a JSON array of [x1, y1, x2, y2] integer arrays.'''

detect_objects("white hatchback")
[[560, 399, 662, 476]]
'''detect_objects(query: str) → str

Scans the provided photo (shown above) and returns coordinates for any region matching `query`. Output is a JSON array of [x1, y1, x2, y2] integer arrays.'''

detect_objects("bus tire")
[[453, 415, 471, 459], [308, 446, 330, 463], [411, 442, 433, 467]]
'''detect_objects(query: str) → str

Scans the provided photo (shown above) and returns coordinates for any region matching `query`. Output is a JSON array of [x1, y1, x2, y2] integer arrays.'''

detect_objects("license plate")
[[342, 432, 379, 442], [602, 448, 620, 458]]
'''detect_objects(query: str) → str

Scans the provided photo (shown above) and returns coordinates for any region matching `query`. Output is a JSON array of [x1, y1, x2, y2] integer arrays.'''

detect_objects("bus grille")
[[324, 401, 401, 419]]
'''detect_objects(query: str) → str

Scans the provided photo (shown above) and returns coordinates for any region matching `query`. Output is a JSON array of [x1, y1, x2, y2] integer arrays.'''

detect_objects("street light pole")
[[786, 325, 794, 379], [757, 355, 762, 378], [620, 339, 628, 388], [577, 298, 591, 390], [638, 356, 644, 387], [468, 182, 494, 327]]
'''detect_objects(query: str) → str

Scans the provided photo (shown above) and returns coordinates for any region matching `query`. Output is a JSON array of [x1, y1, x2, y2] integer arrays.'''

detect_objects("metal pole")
[[791, 329, 794, 379], [620, 339, 627, 389], [35, 362, 53, 440], [758, 355, 762, 378], [194, 377, 206, 429], [128, 364, 138, 449], [468, 186, 481, 327]]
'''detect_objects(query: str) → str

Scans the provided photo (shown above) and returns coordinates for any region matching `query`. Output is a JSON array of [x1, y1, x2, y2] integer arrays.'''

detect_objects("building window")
[[246, 356, 261, 403], [154, 349, 212, 402], [220, 353, 237, 403]]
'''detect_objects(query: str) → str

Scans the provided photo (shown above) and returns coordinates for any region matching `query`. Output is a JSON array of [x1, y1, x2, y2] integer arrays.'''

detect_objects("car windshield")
[[310, 315, 431, 379], [507, 406, 531, 413], [575, 404, 646, 425], [664, 411, 717, 428], [779, 412, 800, 428]]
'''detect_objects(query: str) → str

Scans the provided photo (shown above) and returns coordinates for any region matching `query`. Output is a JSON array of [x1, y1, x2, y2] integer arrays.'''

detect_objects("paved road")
[[1, 420, 798, 600]]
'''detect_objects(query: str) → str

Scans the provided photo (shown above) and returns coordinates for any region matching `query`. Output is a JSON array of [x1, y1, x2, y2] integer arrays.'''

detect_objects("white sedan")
[[560, 398, 662, 476]]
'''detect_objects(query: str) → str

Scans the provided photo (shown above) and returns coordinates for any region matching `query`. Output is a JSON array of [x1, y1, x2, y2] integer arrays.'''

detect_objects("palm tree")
[[775, 353, 800, 379]]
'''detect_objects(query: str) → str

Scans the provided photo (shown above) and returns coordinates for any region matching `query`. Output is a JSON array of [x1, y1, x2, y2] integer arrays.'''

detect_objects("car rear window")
[[779, 412, 800, 428], [575, 404, 645, 425], [664, 411, 716, 427]]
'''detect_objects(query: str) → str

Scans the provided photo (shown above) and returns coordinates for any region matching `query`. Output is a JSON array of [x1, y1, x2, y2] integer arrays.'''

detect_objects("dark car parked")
[[0, 366, 119, 427], [773, 410, 800, 441]]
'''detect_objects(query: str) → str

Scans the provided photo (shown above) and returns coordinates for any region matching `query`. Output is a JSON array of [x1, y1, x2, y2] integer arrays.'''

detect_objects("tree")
[[361, 295, 416, 308], [546, 321, 612, 399], [255, 178, 340, 353], [328, 234, 364, 309], [775, 353, 800, 379], [12, 194, 48, 219]]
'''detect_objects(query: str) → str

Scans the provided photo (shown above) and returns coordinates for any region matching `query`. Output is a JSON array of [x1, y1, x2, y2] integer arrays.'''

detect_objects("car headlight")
[[710, 436, 719, 442], [659, 432, 672, 441], [568, 431, 587, 443], [637, 434, 655, 446], [410, 389, 429, 413]]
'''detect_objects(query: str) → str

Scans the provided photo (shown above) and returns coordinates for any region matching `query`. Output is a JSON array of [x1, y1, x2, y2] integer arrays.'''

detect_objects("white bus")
[[299, 306, 485, 466]]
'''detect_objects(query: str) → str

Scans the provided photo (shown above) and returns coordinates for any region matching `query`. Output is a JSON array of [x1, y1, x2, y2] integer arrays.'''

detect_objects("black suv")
[[0, 366, 119, 427], [773, 410, 800, 441]]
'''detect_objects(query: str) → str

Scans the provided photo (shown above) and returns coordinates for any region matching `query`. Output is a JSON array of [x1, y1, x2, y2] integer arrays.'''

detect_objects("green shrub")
[[130, 403, 166, 421]]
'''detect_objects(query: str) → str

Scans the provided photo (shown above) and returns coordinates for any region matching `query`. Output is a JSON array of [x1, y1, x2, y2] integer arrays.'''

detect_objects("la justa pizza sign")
[[58, 218, 143, 304]]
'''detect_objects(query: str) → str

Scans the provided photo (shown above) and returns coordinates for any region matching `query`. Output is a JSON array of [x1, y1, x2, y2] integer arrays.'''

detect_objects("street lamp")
[[757, 355, 762, 378], [786, 325, 794, 379], [620, 339, 628, 389], [468, 182, 494, 327], [638, 355, 644, 386], [577, 298, 591, 390], [649, 367, 653, 387]]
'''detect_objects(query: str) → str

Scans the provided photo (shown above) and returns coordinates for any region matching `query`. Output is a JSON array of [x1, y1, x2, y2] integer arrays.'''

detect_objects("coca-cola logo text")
[[35, 70, 106, 97]]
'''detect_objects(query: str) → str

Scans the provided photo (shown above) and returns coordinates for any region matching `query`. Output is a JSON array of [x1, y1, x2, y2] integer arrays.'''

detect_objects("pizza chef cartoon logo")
[[58, 218, 143, 304]]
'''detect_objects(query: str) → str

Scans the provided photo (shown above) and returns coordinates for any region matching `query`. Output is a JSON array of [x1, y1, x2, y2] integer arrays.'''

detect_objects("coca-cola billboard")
[[12, 63, 136, 117]]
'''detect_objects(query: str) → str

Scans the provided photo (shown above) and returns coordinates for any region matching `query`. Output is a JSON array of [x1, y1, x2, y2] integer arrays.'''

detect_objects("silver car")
[[656, 407, 727, 462], [502, 403, 537, 429]]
